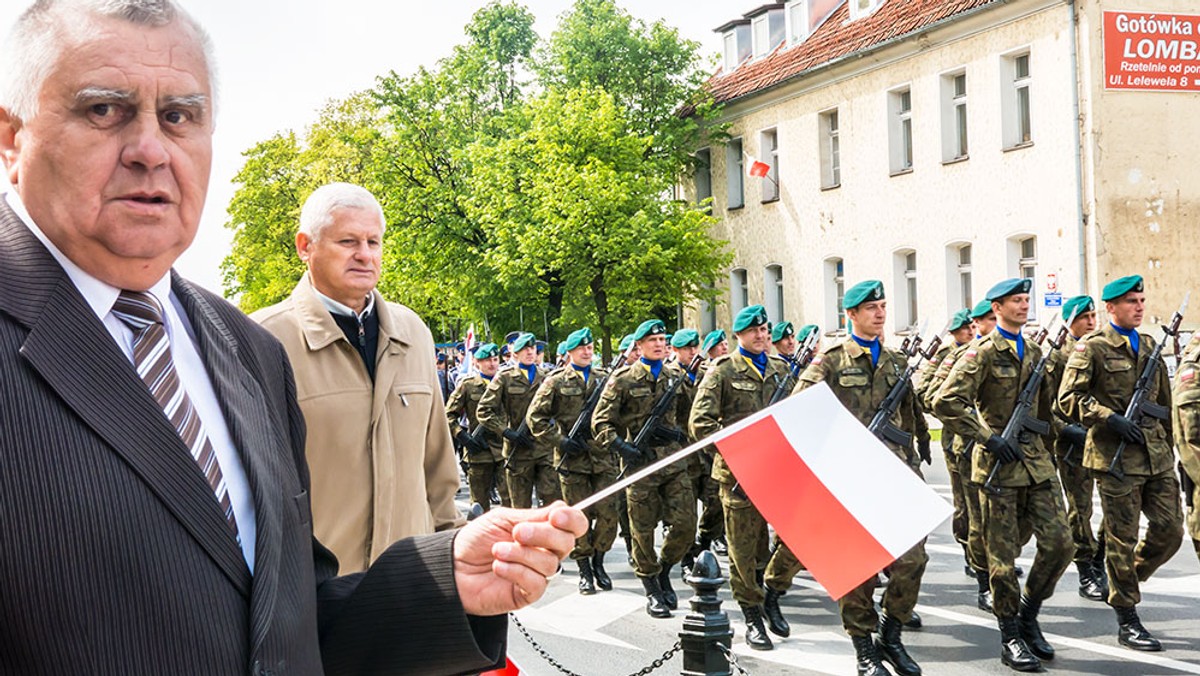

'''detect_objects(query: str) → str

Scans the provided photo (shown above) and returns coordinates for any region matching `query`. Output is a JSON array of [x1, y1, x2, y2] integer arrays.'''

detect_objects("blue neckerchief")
[[737, 346, 768, 376], [686, 371, 696, 384], [640, 357, 664, 379], [1111, 323, 1140, 355], [851, 334, 880, 367], [520, 363, 537, 384], [482, 373, 494, 381], [996, 326, 1025, 360], [571, 363, 591, 383]]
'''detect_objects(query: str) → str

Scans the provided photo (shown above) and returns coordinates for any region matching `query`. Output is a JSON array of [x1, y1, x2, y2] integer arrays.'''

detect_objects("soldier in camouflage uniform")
[[690, 306, 802, 652], [696, 329, 730, 556], [527, 327, 617, 595], [1172, 332, 1200, 564], [477, 332, 561, 509], [445, 343, 510, 511], [935, 278, 1071, 672], [593, 320, 696, 618], [1057, 275, 1183, 652], [792, 283, 928, 676]]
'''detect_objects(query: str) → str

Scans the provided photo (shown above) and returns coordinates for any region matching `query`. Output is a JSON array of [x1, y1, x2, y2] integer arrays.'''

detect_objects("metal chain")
[[510, 614, 682, 676], [717, 642, 752, 675]]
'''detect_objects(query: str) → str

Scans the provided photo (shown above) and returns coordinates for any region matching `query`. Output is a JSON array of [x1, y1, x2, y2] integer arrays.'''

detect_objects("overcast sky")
[[0, 0, 742, 293]]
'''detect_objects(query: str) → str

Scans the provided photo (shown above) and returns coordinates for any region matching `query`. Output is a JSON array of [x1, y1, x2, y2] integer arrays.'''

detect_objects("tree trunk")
[[590, 272, 611, 364], [540, 269, 565, 343]]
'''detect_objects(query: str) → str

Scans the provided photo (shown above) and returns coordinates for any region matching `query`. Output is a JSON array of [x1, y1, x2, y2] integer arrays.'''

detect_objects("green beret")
[[795, 324, 819, 343], [474, 343, 499, 359], [770, 321, 795, 343], [1062, 295, 1095, 320], [948, 309, 972, 332], [702, 329, 726, 353], [969, 299, 994, 319], [671, 329, 700, 348], [664, 333, 673, 343], [732, 305, 769, 332], [563, 327, 593, 351], [556, 343, 568, 356], [843, 280, 885, 311], [511, 332, 537, 352], [618, 333, 636, 352], [1102, 275, 1144, 302], [633, 319, 667, 341], [984, 278, 1032, 302]]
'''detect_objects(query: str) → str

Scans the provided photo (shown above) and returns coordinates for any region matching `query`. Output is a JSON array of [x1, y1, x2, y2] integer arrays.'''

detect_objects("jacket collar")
[[1097, 322, 1139, 355], [290, 271, 410, 352]]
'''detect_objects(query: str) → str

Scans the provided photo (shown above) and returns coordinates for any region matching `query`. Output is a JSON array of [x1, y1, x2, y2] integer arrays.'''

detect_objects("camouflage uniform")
[[1173, 334, 1200, 562], [689, 353, 801, 608], [592, 361, 696, 578], [445, 373, 509, 510], [1046, 335, 1103, 567], [793, 337, 930, 636], [526, 365, 618, 561], [934, 330, 1071, 618], [680, 368, 723, 546], [477, 365, 562, 508], [917, 340, 969, 557], [1058, 324, 1183, 607]]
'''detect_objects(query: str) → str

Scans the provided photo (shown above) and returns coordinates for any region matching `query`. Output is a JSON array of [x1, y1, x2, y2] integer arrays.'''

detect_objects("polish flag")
[[461, 323, 477, 375], [482, 656, 523, 675], [745, 154, 771, 178], [713, 383, 951, 600]]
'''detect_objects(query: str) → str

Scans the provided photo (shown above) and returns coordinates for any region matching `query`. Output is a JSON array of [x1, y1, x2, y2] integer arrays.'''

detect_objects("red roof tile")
[[707, 0, 1001, 104]]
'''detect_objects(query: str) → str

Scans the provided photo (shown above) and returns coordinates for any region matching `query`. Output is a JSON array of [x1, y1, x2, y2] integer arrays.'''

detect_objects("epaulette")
[[610, 364, 634, 378], [768, 354, 788, 363], [823, 340, 848, 354], [709, 354, 734, 367]]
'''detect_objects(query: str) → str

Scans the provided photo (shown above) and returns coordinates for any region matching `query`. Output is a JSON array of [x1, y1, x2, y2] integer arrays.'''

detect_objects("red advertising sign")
[[1104, 10, 1200, 92]]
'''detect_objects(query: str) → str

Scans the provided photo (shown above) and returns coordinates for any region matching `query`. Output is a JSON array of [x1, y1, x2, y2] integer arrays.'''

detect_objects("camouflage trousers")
[[689, 454, 724, 541], [980, 477, 1072, 617], [466, 458, 510, 511], [720, 483, 802, 606], [943, 445, 969, 554], [1095, 469, 1183, 608], [839, 541, 928, 637], [560, 469, 619, 560], [506, 454, 562, 509], [1189, 481, 1200, 562], [627, 468, 695, 578], [955, 446, 989, 573], [1057, 457, 1101, 563]]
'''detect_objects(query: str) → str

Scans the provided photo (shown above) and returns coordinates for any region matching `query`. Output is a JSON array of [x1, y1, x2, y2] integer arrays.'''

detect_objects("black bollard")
[[679, 550, 733, 676]]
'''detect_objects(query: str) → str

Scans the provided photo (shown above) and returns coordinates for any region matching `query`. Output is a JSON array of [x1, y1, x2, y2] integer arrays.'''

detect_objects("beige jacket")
[[253, 273, 463, 573]]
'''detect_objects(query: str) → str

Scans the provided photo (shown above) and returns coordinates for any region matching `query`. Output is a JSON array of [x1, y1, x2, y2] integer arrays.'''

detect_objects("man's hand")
[[1061, 424, 1088, 449], [457, 430, 485, 455], [611, 438, 644, 466], [984, 434, 1023, 464], [651, 425, 687, 445], [1107, 413, 1145, 445], [453, 502, 588, 616], [503, 428, 535, 449], [559, 436, 587, 456], [918, 438, 932, 465]]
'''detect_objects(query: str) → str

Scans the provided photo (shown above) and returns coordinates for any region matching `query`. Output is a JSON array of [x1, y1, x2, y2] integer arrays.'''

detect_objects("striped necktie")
[[111, 291, 239, 541]]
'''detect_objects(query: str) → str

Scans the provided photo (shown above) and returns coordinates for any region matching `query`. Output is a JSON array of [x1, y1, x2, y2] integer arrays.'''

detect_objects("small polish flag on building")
[[482, 656, 524, 676], [712, 383, 952, 600], [745, 153, 771, 178]]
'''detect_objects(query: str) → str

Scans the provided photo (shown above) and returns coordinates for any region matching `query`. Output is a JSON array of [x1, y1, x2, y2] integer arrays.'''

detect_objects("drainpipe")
[[1068, 0, 1088, 295]]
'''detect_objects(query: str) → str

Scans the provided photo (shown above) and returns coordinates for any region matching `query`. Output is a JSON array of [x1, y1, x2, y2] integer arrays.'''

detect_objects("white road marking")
[[515, 587, 647, 650], [730, 631, 852, 675]]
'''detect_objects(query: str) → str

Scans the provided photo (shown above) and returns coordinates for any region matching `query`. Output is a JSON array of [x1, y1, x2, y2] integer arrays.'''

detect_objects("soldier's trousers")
[[1057, 457, 1100, 563], [560, 469, 619, 560], [955, 447, 988, 573], [1189, 481, 1200, 563], [466, 459, 508, 511], [689, 456, 724, 541], [980, 478, 1072, 617], [944, 446, 969, 553], [839, 541, 928, 637], [1095, 469, 1183, 608], [507, 455, 562, 509], [627, 468, 695, 578], [720, 482, 800, 606]]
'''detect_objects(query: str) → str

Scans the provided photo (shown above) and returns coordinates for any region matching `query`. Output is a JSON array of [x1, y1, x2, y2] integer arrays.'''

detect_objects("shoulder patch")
[[1181, 369, 1195, 384], [1075, 342, 1087, 352], [811, 355, 824, 365], [964, 349, 978, 359]]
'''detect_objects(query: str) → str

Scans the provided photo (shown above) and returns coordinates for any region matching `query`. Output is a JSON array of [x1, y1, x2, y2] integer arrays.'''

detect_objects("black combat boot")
[[657, 562, 678, 610], [623, 534, 634, 566], [1076, 561, 1106, 601], [741, 604, 773, 651], [997, 616, 1041, 672], [876, 612, 921, 676], [851, 634, 893, 676], [763, 587, 790, 637], [1116, 605, 1162, 651], [640, 576, 671, 618], [591, 551, 612, 591], [975, 570, 993, 613], [712, 535, 728, 556], [1018, 595, 1054, 660], [903, 611, 922, 629], [576, 558, 596, 595]]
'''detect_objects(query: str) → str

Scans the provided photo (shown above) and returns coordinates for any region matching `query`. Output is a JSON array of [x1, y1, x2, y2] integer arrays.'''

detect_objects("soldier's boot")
[[656, 562, 678, 610], [591, 551, 613, 591], [975, 570, 993, 613], [876, 612, 921, 676], [1093, 537, 1108, 586], [763, 587, 790, 637], [1076, 561, 1106, 602], [640, 576, 672, 619], [903, 611, 922, 629], [740, 605, 774, 651], [712, 535, 728, 556], [1017, 595, 1055, 660], [577, 558, 596, 596], [997, 616, 1041, 672], [1115, 606, 1162, 651], [850, 635, 893, 676]]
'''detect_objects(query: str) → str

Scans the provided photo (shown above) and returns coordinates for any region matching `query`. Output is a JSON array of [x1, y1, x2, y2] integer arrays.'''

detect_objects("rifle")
[[554, 348, 634, 471], [867, 320, 937, 449], [1107, 293, 1189, 480], [768, 326, 820, 405], [614, 355, 702, 478], [983, 312, 1071, 494]]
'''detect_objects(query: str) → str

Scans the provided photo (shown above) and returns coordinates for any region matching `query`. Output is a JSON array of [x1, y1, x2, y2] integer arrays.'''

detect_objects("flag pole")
[[572, 440, 709, 511]]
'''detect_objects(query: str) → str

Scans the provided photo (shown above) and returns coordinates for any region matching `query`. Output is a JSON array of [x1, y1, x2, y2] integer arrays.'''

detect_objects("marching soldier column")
[[1172, 331, 1200, 564], [445, 342, 510, 511]]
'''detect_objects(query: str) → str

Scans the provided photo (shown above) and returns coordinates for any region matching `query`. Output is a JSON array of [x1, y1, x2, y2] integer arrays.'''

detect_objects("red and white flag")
[[745, 153, 771, 178], [482, 656, 523, 676], [461, 323, 477, 375], [712, 383, 951, 600]]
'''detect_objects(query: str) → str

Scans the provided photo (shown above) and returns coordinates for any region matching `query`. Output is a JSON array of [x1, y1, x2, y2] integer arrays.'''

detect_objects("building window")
[[945, 243, 972, 311], [693, 149, 712, 208], [819, 109, 840, 189], [941, 70, 968, 162], [726, 138, 744, 210], [888, 87, 913, 174], [957, 243, 973, 309], [850, 0, 884, 21], [723, 32, 738, 72], [1002, 51, 1032, 148], [765, 264, 784, 322], [730, 268, 749, 316], [753, 14, 770, 58], [760, 129, 779, 202], [787, 0, 842, 44], [1008, 235, 1038, 321], [824, 257, 845, 331], [893, 249, 918, 331]]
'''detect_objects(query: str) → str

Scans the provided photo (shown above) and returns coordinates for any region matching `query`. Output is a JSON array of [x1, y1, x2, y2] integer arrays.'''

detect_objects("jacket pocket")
[[836, 369, 870, 388]]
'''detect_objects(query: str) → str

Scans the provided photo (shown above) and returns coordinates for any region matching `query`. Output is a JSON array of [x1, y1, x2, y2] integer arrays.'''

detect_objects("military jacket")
[[933, 330, 1058, 486], [916, 341, 955, 410], [689, 351, 791, 484], [1172, 334, 1200, 489], [444, 374, 503, 462], [476, 365, 550, 459], [1044, 335, 1080, 458], [1058, 323, 1174, 476], [526, 365, 613, 474], [592, 361, 688, 473], [793, 337, 928, 466]]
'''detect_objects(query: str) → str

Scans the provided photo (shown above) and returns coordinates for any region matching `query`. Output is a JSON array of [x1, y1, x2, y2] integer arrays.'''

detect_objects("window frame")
[[759, 128, 780, 203], [819, 108, 841, 190], [888, 86, 914, 175], [726, 138, 745, 210]]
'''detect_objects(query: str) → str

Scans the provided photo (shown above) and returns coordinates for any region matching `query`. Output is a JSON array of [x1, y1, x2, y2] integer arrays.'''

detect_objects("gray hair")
[[0, 0, 218, 123], [299, 183, 387, 240]]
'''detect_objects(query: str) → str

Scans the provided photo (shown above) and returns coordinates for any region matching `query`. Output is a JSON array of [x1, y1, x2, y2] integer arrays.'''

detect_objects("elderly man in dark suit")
[[0, 1, 585, 674]]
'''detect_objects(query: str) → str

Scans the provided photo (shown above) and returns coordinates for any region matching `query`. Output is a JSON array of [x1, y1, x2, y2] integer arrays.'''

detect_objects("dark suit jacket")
[[0, 202, 505, 675]]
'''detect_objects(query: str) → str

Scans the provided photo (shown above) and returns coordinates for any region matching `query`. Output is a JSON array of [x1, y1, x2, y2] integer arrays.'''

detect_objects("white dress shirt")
[[5, 191, 257, 572]]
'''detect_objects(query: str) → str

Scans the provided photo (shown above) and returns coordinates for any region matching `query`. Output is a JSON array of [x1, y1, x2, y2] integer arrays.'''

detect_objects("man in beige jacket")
[[254, 183, 463, 573]]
